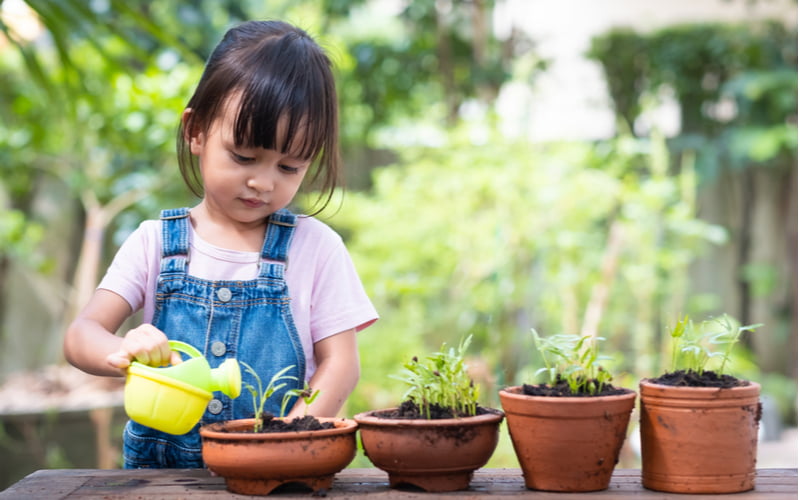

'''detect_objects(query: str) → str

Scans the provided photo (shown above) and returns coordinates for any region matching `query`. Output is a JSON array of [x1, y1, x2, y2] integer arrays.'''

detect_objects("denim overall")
[[122, 207, 305, 468]]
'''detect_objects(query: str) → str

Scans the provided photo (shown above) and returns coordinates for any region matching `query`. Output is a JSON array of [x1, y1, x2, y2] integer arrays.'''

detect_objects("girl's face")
[[186, 96, 311, 228]]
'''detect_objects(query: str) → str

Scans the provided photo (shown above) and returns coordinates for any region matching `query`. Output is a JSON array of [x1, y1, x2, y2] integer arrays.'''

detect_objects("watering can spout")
[[211, 358, 242, 399]]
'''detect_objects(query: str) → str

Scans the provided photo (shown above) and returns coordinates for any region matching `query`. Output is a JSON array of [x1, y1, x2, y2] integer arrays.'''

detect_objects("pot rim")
[[499, 385, 636, 403], [640, 377, 759, 388], [199, 417, 357, 440], [353, 407, 504, 427], [639, 378, 761, 398]]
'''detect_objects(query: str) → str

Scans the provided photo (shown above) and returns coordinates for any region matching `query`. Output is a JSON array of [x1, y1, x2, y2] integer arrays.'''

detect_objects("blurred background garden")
[[0, 0, 796, 488]]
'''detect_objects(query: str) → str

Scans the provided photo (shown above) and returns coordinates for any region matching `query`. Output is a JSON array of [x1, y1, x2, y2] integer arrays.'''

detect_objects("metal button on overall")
[[208, 399, 223, 415], [216, 287, 232, 302], [211, 341, 226, 356]]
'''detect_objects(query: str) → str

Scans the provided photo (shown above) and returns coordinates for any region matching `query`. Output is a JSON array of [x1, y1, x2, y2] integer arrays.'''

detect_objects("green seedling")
[[668, 314, 762, 376], [241, 362, 298, 432], [669, 315, 695, 372], [531, 328, 614, 395], [281, 381, 321, 417], [392, 335, 479, 419]]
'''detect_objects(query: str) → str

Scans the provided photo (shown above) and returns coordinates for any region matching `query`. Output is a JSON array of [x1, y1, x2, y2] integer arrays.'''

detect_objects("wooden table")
[[1, 468, 796, 499]]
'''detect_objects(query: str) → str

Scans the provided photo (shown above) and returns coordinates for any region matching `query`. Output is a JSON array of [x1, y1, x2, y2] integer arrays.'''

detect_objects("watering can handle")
[[168, 340, 203, 361]]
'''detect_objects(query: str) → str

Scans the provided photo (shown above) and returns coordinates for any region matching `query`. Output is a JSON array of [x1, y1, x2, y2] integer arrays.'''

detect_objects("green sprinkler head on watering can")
[[124, 340, 241, 435]]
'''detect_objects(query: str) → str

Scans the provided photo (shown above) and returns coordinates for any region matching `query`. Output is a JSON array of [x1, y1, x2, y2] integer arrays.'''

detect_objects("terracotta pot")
[[499, 386, 636, 492], [639, 379, 761, 494], [353, 408, 504, 492], [199, 418, 357, 495]]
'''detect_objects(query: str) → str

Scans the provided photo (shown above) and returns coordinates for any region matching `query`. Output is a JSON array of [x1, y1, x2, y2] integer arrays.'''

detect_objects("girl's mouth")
[[241, 198, 266, 208]]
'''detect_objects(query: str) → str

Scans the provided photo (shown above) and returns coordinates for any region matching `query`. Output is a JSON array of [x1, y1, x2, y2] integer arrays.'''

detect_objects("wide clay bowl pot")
[[639, 379, 761, 494], [354, 408, 504, 492], [200, 418, 357, 495], [499, 386, 636, 492]]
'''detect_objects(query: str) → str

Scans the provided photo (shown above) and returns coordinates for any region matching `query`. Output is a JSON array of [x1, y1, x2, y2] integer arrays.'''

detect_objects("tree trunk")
[[736, 168, 754, 347], [435, 3, 459, 124], [581, 220, 623, 338], [66, 204, 106, 326]]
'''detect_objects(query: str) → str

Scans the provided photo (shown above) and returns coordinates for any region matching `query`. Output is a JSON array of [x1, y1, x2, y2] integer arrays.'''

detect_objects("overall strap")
[[159, 208, 191, 274], [259, 208, 297, 276]]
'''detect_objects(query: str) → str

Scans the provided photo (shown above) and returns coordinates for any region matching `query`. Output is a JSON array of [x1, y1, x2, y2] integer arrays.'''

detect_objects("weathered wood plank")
[[0, 468, 796, 499], [0, 469, 91, 499]]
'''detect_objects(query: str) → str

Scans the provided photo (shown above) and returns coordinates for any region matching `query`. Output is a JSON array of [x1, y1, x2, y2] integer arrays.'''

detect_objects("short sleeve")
[[310, 233, 379, 340], [286, 217, 378, 345], [96, 221, 160, 318]]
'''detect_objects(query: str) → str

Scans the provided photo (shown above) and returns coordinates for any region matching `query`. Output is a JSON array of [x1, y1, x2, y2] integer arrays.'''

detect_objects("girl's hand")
[[287, 329, 359, 418], [106, 324, 182, 373]]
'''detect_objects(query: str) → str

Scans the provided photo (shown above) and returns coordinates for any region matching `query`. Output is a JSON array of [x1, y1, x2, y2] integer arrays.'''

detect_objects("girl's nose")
[[246, 168, 274, 192]]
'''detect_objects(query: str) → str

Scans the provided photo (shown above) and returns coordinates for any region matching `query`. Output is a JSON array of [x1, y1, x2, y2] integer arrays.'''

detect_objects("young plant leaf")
[[241, 362, 298, 432]]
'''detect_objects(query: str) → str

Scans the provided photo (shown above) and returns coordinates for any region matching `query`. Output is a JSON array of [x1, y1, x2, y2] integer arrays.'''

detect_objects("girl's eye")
[[279, 164, 301, 174], [232, 152, 254, 164]]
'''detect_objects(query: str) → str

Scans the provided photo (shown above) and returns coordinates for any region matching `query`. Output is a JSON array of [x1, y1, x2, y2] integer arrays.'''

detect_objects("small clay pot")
[[354, 408, 504, 492], [499, 385, 636, 492], [639, 379, 761, 494], [200, 418, 357, 495]]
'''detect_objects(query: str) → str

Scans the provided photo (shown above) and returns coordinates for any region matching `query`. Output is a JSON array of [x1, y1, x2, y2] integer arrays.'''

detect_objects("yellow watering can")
[[124, 340, 241, 435]]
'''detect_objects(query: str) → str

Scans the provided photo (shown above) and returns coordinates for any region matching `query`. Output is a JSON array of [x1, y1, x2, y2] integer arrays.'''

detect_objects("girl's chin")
[[224, 206, 273, 224]]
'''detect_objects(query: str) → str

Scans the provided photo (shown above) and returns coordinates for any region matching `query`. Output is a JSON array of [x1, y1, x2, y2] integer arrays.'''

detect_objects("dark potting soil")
[[521, 376, 630, 397], [648, 369, 748, 388], [257, 414, 335, 433], [375, 400, 494, 419]]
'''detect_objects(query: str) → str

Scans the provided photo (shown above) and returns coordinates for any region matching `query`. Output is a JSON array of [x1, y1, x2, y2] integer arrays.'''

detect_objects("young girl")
[[63, 20, 378, 469]]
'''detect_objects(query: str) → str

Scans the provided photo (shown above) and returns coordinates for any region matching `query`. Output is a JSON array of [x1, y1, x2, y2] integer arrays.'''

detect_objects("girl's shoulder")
[[294, 215, 344, 247], [290, 215, 351, 268], [117, 219, 163, 270], [129, 218, 162, 249], [138, 218, 161, 234], [112, 218, 170, 270]]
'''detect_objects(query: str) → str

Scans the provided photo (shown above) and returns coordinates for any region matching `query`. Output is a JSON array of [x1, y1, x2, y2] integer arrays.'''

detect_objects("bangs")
[[231, 32, 335, 161]]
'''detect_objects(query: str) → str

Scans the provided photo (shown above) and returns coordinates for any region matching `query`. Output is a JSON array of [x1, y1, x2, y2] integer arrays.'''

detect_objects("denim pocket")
[[123, 421, 203, 469]]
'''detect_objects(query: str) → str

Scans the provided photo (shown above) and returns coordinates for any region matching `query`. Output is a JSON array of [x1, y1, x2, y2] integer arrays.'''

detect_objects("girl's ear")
[[182, 108, 205, 155]]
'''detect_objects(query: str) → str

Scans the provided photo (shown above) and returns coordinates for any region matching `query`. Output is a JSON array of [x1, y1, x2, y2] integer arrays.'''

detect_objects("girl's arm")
[[64, 289, 177, 377], [288, 328, 360, 418]]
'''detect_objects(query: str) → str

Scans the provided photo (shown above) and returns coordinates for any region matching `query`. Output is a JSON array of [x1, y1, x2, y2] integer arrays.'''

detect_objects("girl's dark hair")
[[177, 20, 341, 214]]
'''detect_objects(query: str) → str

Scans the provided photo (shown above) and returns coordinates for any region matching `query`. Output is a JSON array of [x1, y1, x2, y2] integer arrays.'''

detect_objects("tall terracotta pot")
[[499, 386, 636, 492], [200, 418, 357, 495], [639, 379, 761, 494], [354, 408, 504, 492]]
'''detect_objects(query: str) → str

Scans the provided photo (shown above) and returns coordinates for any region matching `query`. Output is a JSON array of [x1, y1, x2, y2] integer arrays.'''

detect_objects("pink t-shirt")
[[98, 214, 378, 380]]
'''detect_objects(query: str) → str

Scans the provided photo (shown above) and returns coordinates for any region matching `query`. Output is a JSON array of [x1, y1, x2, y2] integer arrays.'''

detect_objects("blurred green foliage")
[[588, 21, 797, 179], [329, 127, 728, 414]]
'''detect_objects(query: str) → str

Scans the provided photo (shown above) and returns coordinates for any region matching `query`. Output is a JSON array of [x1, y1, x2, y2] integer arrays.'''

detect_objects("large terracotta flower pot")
[[499, 386, 636, 492], [353, 408, 504, 492], [199, 418, 357, 495], [639, 379, 761, 493]]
